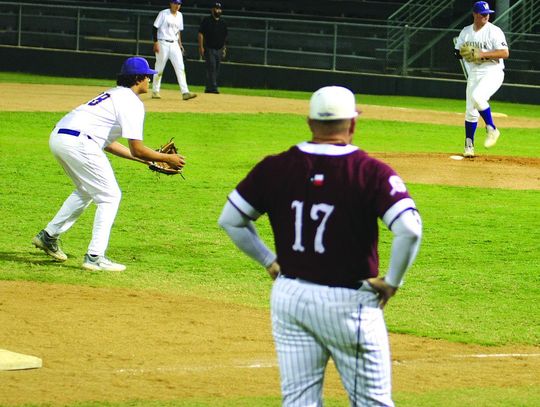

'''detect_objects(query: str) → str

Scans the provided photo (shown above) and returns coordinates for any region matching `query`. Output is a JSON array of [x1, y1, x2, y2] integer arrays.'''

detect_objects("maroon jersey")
[[229, 142, 414, 287]]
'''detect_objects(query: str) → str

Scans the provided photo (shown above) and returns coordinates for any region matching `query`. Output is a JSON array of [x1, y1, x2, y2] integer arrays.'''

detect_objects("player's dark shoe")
[[182, 92, 197, 101], [32, 229, 67, 261], [82, 254, 126, 272], [204, 89, 220, 94]]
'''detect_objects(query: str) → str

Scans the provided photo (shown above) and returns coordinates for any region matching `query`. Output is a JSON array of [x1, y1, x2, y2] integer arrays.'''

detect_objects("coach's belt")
[[281, 273, 363, 290], [160, 39, 175, 43], [58, 128, 91, 140]]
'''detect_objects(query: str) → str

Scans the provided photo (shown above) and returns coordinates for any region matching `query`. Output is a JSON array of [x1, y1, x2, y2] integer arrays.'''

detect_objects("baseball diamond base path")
[[1, 281, 539, 406], [1, 84, 539, 405], [3, 83, 540, 128]]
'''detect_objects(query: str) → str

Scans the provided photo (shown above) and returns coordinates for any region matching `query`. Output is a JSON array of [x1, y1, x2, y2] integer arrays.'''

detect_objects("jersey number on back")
[[88, 93, 111, 106], [291, 200, 334, 254]]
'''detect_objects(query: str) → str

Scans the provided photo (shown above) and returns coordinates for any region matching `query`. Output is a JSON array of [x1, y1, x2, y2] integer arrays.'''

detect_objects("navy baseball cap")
[[473, 1, 494, 14], [170, 0, 182, 4], [120, 57, 157, 75], [213, 2, 222, 8]]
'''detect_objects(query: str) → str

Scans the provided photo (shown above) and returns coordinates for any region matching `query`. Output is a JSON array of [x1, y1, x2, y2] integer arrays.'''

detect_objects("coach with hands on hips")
[[198, 2, 228, 94], [151, 0, 196, 101], [455, 1, 509, 158], [219, 86, 422, 406]]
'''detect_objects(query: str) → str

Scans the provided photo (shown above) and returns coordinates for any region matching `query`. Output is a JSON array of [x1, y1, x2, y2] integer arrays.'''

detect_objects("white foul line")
[[452, 353, 540, 359], [114, 353, 540, 375]]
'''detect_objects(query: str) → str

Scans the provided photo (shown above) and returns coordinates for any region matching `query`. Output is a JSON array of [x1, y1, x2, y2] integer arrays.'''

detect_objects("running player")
[[219, 86, 422, 406], [455, 1, 509, 157], [151, 0, 196, 101]]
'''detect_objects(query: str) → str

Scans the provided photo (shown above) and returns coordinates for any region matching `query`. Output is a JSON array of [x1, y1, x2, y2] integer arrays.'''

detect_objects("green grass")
[[395, 387, 540, 407], [0, 74, 539, 406], [1, 111, 538, 346]]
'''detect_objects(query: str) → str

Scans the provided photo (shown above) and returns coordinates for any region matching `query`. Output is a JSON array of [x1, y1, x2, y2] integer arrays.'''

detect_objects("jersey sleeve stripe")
[[382, 198, 417, 229], [228, 190, 262, 220]]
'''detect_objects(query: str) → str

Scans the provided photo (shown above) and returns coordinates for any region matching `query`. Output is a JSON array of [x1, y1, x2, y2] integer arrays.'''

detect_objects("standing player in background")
[[32, 57, 185, 271], [198, 2, 228, 94], [219, 86, 422, 406], [455, 1, 509, 158], [151, 0, 197, 101]]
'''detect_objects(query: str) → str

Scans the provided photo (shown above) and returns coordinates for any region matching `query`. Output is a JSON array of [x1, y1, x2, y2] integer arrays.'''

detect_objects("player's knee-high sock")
[[479, 107, 496, 129], [465, 121, 477, 145]]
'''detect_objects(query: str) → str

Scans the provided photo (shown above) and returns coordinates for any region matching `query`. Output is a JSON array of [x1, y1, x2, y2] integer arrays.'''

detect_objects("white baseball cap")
[[309, 86, 358, 121]]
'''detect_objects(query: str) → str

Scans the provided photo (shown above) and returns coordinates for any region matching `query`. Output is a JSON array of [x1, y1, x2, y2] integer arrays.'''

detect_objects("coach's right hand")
[[366, 277, 398, 309]]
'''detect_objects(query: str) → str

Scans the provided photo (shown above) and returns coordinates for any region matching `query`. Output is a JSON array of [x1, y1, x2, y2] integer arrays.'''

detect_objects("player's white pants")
[[465, 70, 504, 122], [271, 276, 394, 407], [153, 40, 189, 94], [46, 129, 121, 256]]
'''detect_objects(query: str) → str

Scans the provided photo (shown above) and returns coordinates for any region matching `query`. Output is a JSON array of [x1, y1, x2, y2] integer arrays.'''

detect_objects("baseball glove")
[[148, 138, 184, 177], [460, 44, 482, 63]]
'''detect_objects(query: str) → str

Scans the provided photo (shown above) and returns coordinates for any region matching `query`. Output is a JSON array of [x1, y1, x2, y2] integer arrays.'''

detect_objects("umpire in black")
[[198, 2, 228, 94]]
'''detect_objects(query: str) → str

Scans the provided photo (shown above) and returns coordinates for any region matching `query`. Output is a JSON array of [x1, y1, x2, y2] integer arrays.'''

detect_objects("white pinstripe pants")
[[271, 276, 394, 407]]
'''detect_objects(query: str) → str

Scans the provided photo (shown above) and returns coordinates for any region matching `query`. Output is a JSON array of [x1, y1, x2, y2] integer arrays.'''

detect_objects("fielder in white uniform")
[[455, 1, 509, 158], [219, 86, 422, 406], [152, 0, 196, 101], [32, 57, 185, 271]]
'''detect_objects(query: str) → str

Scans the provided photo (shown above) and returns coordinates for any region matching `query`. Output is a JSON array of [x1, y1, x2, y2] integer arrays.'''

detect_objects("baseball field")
[[0, 72, 539, 406]]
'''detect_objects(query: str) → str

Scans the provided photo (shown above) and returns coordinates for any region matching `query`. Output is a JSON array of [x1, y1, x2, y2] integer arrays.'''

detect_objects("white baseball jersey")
[[55, 86, 145, 149], [154, 8, 184, 41], [48, 86, 146, 256], [456, 22, 508, 74]]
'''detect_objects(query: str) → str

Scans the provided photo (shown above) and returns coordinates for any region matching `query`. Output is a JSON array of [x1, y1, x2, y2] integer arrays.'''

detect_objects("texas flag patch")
[[311, 174, 325, 187]]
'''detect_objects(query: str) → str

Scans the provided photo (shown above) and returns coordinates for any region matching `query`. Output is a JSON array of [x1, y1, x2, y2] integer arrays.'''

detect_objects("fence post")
[[17, 4, 22, 46], [332, 23, 337, 71], [402, 24, 409, 76], [135, 14, 141, 55], [76, 8, 80, 51], [264, 20, 269, 65]]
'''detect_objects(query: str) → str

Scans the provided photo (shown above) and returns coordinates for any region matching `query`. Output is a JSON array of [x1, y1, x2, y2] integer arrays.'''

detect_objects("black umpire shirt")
[[199, 16, 228, 50]]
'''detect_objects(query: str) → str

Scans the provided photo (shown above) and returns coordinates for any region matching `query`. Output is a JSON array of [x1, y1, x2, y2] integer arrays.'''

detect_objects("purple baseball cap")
[[170, 0, 182, 4], [120, 57, 157, 75], [473, 1, 495, 14]]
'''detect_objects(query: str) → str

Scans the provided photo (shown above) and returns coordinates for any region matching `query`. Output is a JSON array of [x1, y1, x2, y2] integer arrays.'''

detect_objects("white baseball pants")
[[46, 129, 121, 256], [466, 70, 504, 122], [152, 40, 189, 94], [271, 276, 394, 407]]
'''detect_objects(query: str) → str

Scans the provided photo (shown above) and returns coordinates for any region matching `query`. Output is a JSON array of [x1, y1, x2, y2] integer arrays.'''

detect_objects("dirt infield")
[[1, 84, 539, 405], [2, 281, 539, 405]]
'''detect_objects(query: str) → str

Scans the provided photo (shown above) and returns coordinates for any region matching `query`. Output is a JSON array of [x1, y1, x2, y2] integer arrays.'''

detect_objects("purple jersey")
[[229, 142, 414, 287]]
